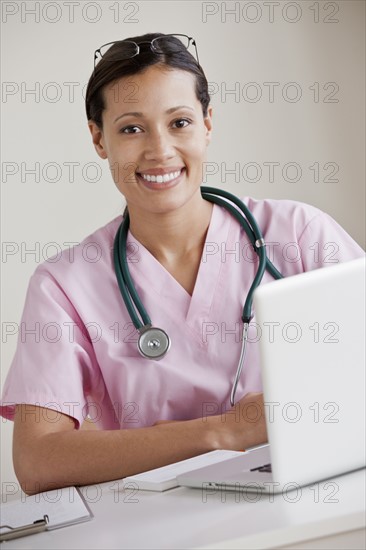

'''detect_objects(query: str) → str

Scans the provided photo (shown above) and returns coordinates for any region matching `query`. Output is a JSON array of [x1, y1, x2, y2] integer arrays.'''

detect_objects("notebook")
[[0, 486, 92, 542], [123, 449, 244, 491], [177, 257, 366, 493]]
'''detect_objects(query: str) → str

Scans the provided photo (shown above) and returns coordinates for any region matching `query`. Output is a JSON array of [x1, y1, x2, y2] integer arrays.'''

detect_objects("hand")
[[209, 392, 268, 451]]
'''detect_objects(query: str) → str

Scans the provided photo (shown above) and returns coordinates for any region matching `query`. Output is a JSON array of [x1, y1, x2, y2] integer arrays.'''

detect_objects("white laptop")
[[177, 257, 366, 493]]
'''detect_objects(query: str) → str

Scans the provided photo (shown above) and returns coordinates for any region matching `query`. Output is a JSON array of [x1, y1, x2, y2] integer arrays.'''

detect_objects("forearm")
[[16, 418, 215, 495], [14, 393, 268, 495]]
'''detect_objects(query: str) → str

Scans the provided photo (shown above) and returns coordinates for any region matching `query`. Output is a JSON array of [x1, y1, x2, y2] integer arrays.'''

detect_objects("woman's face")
[[89, 65, 213, 216]]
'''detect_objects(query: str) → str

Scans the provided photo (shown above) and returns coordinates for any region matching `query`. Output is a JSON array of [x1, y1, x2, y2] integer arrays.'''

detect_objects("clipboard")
[[0, 486, 93, 543], [0, 515, 49, 542]]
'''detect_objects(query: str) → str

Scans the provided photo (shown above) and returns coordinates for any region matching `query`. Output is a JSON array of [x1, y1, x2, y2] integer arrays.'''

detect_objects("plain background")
[[1, 0, 365, 492]]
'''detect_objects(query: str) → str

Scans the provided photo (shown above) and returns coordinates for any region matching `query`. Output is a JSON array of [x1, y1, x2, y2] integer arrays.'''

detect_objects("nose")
[[143, 128, 175, 162]]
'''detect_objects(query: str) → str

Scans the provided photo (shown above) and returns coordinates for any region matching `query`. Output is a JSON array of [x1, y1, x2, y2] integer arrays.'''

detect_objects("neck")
[[127, 190, 213, 263]]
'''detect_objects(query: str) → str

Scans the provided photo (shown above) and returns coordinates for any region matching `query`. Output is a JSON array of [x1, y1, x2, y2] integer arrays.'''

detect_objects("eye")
[[120, 125, 142, 134], [172, 118, 191, 129]]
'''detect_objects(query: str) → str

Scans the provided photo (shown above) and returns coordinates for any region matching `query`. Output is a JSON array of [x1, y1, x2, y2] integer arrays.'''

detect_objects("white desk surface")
[[1, 469, 365, 549]]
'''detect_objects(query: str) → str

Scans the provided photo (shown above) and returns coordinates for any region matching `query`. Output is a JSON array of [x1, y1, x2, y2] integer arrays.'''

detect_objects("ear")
[[88, 120, 108, 159], [204, 105, 213, 145]]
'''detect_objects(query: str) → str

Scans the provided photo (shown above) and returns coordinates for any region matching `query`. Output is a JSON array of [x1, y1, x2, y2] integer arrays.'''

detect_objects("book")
[[123, 449, 244, 491], [0, 486, 92, 542]]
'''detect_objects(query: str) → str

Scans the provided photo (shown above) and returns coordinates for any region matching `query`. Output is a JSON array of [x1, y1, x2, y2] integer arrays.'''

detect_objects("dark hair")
[[85, 32, 210, 128]]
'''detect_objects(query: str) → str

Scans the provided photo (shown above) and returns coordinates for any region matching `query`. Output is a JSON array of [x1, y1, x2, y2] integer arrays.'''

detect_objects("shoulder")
[[241, 196, 323, 233], [32, 215, 123, 283], [237, 195, 364, 268], [238, 195, 358, 245]]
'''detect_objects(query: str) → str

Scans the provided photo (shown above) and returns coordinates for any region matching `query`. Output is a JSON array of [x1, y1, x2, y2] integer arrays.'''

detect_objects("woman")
[[1, 33, 363, 495]]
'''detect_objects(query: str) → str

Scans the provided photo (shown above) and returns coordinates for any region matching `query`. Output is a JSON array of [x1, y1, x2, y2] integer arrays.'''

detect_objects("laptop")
[[177, 257, 366, 493]]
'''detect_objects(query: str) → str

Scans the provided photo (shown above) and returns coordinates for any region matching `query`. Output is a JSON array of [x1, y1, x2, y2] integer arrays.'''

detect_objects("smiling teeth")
[[141, 170, 181, 183]]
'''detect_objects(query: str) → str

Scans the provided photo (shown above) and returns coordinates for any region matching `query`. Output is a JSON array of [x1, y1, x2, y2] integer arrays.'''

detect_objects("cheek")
[[109, 161, 138, 189], [187, 139, 208, 169], [106, 142, 138, 186]]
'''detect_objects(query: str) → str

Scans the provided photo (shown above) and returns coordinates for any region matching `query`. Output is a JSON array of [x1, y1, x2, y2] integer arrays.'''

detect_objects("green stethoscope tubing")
[[114, 217, 152, 328], [113, 186, 284, 404]]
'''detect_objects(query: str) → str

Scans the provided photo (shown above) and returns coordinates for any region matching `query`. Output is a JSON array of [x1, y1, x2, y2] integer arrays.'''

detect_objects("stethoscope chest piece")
[[138, 326, 171, 360]]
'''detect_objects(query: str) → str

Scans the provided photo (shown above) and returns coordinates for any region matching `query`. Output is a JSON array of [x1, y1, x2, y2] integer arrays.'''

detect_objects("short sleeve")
[[1, 267, 103, 429], [243, 196, 364, 277], [298, 210, 364, 270]]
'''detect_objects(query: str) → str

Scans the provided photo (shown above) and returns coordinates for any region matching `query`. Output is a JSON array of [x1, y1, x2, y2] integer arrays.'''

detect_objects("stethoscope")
[[113, 187, 284, 405]]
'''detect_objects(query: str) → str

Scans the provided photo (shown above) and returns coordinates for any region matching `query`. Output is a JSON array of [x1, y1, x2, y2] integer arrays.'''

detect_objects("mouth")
[[136, 168, 185, 190]]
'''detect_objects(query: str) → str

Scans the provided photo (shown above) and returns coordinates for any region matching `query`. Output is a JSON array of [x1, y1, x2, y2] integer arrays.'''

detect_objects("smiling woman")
[[89, 66, 213, 223], [0, 32, 364, 495], [86, 34, 212, 225]]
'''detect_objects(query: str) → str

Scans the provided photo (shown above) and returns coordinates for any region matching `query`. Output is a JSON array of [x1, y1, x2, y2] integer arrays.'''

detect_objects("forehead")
[[102, 66, 198, 115]]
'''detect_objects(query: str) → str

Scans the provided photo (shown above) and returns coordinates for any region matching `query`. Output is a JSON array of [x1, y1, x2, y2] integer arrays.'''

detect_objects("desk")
[[1, 469, 365, 549]]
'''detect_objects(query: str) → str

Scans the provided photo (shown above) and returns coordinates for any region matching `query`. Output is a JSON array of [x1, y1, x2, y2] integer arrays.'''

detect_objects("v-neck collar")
[[126, 203, 231, 328]]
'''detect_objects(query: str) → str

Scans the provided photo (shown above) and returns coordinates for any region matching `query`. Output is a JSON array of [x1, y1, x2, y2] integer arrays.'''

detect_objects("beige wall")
[[1, 0, 365, 492]]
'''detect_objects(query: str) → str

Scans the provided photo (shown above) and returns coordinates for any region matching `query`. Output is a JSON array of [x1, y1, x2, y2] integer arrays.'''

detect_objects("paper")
[[1, 486, 92, 532], [124, 449, 244, 491]]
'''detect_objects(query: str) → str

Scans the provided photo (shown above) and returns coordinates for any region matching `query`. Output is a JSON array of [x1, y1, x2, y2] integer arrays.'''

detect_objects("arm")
[[13, 394, 267, 495]]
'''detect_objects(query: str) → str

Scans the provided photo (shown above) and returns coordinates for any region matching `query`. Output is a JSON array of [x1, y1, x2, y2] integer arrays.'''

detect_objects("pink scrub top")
[[1, 197, 364, 429]]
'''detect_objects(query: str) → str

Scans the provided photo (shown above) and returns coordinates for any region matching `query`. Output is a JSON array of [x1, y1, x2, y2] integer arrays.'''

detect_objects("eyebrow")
[[113, 105, 195, 123]]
